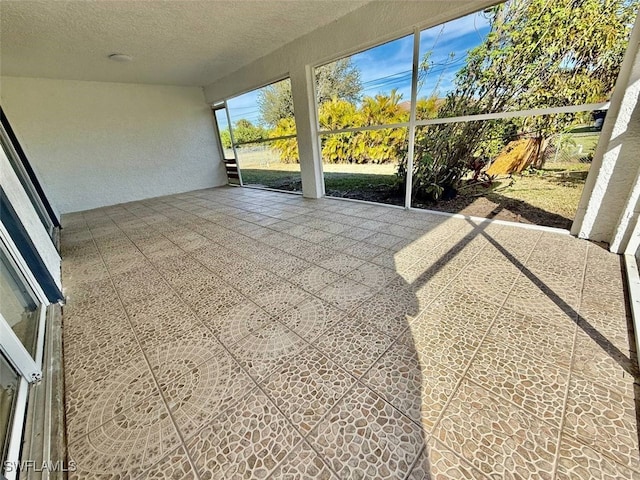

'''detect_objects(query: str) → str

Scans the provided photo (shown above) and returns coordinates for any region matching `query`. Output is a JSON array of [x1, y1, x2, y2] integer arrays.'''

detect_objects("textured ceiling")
[[0, 0, 370, 86]]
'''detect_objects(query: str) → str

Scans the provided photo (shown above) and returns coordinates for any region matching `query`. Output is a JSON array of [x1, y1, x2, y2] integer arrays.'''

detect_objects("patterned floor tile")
[[160, 344, 256, 440], [362, 331, 462, 430], [317, 255, 365, 275], [486, 308, 576, 370], [407, 441, 488, 479], [555, 433, 640, 479], [313, 316, 395, 379], [322, 234, 358, 252], [277, 296, 345, 343], [292, 265, 341, 293], [467, 338, 570, 425], [563, 374, 640, 471], [406, 297, 499, 375], [65, 348, 155, 442], [252, 281, 313, 316], [62, 187, 635, 479], [186, 285, 247, 324], [451, 258, 522, 307], [434, 380, 558, 479], [63, 310, 135, 370], [186, 387, 304, 479], [340, 240, 387, 261], [218, 262, 279, 297], [294, 243, 336, 264], [577, 303, 632, 355], [263, 253, 313, 278], [346, 279, 421, 339], [316, 277, 375, 312], [136, 448, 197, 480], [225, 321, 308, 382], [268, 439, 338, 479], [345, 261, 396, 289], [363, 231, 404, 249], [504, 276, 580, 319], [306, 383, 425, 479], [68, 389, 180, 479], [217, 300, 277, 346], [571, 327, 636, 397], [260, 346, 356, 433]]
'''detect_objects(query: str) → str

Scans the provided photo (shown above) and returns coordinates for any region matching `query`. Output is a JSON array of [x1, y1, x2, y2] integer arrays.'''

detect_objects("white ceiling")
[[0, 0, 371, 87]]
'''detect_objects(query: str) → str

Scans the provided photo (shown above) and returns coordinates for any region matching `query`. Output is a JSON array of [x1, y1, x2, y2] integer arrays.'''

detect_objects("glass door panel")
[[0, 353, 20, 464], [0, 250, 40, 358], [213, 105, 242, 185]]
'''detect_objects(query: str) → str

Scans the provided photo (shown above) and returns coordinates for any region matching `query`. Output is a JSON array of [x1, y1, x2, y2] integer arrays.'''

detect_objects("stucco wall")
[[572, 18, 640, 250], [0, 77, 226, 214]]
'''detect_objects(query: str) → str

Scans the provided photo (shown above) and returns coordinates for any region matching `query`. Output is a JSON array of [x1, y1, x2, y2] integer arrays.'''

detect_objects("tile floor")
[[60, 186, 639, 479]]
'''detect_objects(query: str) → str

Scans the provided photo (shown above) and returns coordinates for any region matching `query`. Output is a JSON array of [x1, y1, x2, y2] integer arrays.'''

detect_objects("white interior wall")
[[203, 0, 497, 198], [0, 77, 226, 214]]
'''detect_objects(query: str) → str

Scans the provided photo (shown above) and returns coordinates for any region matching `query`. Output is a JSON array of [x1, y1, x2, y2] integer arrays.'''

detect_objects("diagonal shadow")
[[472, 219, 638, 378], [408, 202, 636, 377]]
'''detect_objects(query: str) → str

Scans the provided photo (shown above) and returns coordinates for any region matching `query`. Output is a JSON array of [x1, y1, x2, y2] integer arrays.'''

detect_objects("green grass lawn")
[[237, 156, 590, 228], [239, 161, 399, 199], [495, 164, 590, 219]]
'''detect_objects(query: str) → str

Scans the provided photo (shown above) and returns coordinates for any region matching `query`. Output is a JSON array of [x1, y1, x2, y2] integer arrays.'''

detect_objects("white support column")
[[405, 27, 420, 209], [290, 66, 324, 199], [572, 14, 640, 247]]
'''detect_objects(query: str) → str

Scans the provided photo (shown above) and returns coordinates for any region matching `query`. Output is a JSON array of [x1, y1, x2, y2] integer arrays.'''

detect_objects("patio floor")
[[60, 186, 639, 479]]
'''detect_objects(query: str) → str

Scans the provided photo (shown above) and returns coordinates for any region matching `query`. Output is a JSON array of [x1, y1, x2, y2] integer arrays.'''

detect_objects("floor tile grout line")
[[402, 444, 428, 480], [79, 215, 203, 480], [98, 207, 356, 476], [63, 189, 612, 478], [343, 223, 512, 433], [125, 200, 383, 291], [428, 228, 544, 436], [107, 204, 375, 364], [117, 198, 410, 327], [550, 243, 588, 479], [431, 437, 496, 479], [143, 192, 467, 282]]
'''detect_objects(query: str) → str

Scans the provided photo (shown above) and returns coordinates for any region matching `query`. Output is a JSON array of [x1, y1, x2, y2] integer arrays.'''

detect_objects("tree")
[[317, 93, 408, 164], [409, 0, 637, 201], [258, 58, 362, 127], [315, 58, 362, 106], [270, 118, 299, 163], [257, 82, 295, 129], [219, 128, 232, 149], [232, 119, 266, 144]]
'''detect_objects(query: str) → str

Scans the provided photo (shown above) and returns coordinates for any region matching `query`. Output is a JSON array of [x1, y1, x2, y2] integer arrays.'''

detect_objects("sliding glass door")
[[0, 236, 47, 478]]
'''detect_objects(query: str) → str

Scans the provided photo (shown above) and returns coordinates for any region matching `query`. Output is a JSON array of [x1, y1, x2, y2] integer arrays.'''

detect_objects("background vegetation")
[[222, 0, 636, 206]]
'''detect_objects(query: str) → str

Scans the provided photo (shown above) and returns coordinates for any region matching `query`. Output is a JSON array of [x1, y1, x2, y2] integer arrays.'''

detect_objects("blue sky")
[[226, 9, 491, 127]]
